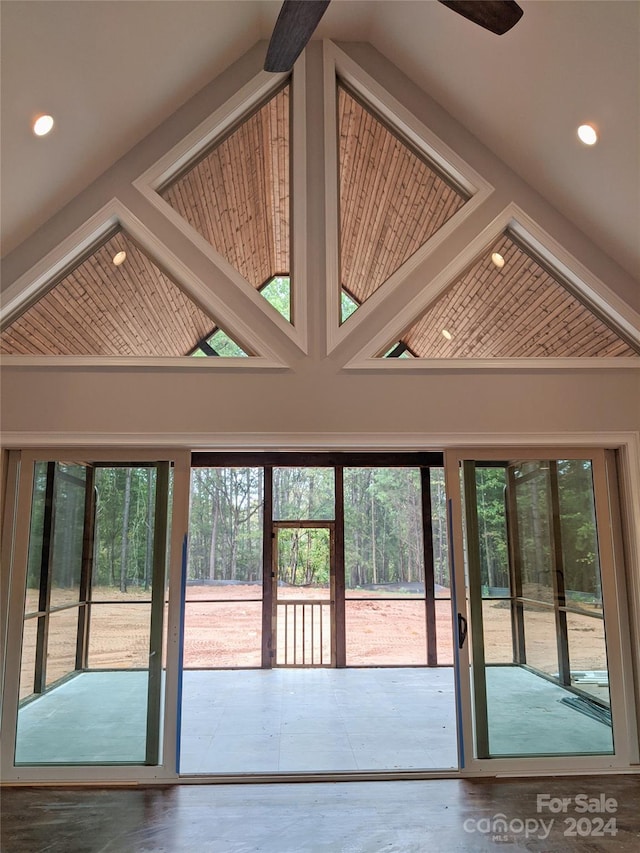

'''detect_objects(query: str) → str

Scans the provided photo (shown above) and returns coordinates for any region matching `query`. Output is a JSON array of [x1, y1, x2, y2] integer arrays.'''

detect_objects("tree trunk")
[[209, 502, 218, 580], [144, 468, 153, 591], [370, 481, 377, 585], [120, 468, 132, 593]]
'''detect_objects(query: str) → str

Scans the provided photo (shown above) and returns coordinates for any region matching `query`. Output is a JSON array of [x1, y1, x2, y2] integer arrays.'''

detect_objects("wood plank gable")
[[338, 84, 467, 308], [390, 234, 639, 359], [161, 84, 290, 290], [0, 231, 247, 357]]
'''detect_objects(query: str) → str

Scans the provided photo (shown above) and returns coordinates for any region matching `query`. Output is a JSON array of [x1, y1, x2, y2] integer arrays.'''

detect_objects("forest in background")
[[25, 461, 601, 602]]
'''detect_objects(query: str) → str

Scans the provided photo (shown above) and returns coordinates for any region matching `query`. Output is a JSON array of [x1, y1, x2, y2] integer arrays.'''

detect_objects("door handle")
[[457, 613, 468, 649]]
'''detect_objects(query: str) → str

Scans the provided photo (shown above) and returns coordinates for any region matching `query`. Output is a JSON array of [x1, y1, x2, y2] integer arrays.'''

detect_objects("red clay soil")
[[20, 584, 608, 697]]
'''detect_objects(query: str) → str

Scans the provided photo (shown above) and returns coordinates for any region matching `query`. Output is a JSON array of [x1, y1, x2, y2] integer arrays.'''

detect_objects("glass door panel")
[[14, 460, 170, 766], [460, 456, 614, 759]]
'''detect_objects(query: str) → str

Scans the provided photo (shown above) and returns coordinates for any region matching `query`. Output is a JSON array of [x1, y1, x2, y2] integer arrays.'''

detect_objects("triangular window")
[[376, 234, 639, 359], [338, 83, 467, 321], [260, 275, 291, 322], [342, 289, 411, 357], [0, 230, 250, 357], [160, 84, 291, 322]]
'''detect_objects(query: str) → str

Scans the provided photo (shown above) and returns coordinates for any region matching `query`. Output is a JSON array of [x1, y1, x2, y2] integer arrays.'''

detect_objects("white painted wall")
[[1, 42, 638, 446], [1, 367, 639, 443]]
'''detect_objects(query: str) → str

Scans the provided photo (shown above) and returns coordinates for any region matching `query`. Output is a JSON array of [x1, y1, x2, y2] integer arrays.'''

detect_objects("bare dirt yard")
[[20, 584, 608, 697]]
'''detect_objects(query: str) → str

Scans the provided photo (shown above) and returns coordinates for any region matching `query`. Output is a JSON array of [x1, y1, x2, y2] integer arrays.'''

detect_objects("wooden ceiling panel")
[[338, 85, 466, 307], [161, 85, 290, 289], [394, 235, 638, 358], [0, 232, 239, 356]]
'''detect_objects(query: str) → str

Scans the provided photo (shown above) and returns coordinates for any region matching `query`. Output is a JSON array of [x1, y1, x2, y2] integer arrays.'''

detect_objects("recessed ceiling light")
[[442, 329, 453, 341], [32, 114, 54, 137], [112, 251, 127, 266], [577, 124, 598, 146], [491, 252, 505, 269]]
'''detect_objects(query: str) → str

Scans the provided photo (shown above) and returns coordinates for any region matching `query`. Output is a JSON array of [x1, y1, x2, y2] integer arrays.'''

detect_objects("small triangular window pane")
[[261, 275, 291, 322], [383, 343, 414, 359], [379, 234, 639, 359], [0, 231, 251, 357], [341, 289, 358, 323], [192, 329, 248, 358]]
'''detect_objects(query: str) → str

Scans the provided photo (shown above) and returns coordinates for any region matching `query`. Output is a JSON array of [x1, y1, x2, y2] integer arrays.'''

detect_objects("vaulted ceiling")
[[161, 84, 290, 290], [1, 0, 638, 290], [338, 85, 466, 306], [395, 234, 638, 359], [0, 231, 238, 357], [2, 29, 637, 361]]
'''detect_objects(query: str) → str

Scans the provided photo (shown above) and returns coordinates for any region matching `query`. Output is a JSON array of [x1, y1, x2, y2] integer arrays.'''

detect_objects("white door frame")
[[0, 447, 191, 785], [2, 436, 638, 783], [444, 446, 639, 775]]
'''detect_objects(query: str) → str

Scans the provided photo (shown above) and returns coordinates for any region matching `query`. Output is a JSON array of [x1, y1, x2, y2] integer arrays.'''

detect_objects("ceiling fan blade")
[[264, 1, 331, 72], [438, 1, 523, 35]]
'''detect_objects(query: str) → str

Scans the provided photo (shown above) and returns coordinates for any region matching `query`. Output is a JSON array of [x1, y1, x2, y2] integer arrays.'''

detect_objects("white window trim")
[[323, 40, 494, 355], [0, 200, 289, 370], [0, 433, 637, 784], [133, 61, 308, 354], [444, 445, 639, 774], [342, 203, 640, 370]]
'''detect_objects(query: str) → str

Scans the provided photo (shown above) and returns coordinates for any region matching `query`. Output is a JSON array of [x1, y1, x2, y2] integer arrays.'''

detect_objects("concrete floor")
[[13, 666, 613, 770], [486, 666, 614, 755], [2, 776, 639, 852], [180, 667, 457, 773]]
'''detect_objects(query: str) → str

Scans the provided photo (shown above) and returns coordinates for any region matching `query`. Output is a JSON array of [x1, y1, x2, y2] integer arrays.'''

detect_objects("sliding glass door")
[[446, 448, 634, 770], [4, 453, 172, 769]]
